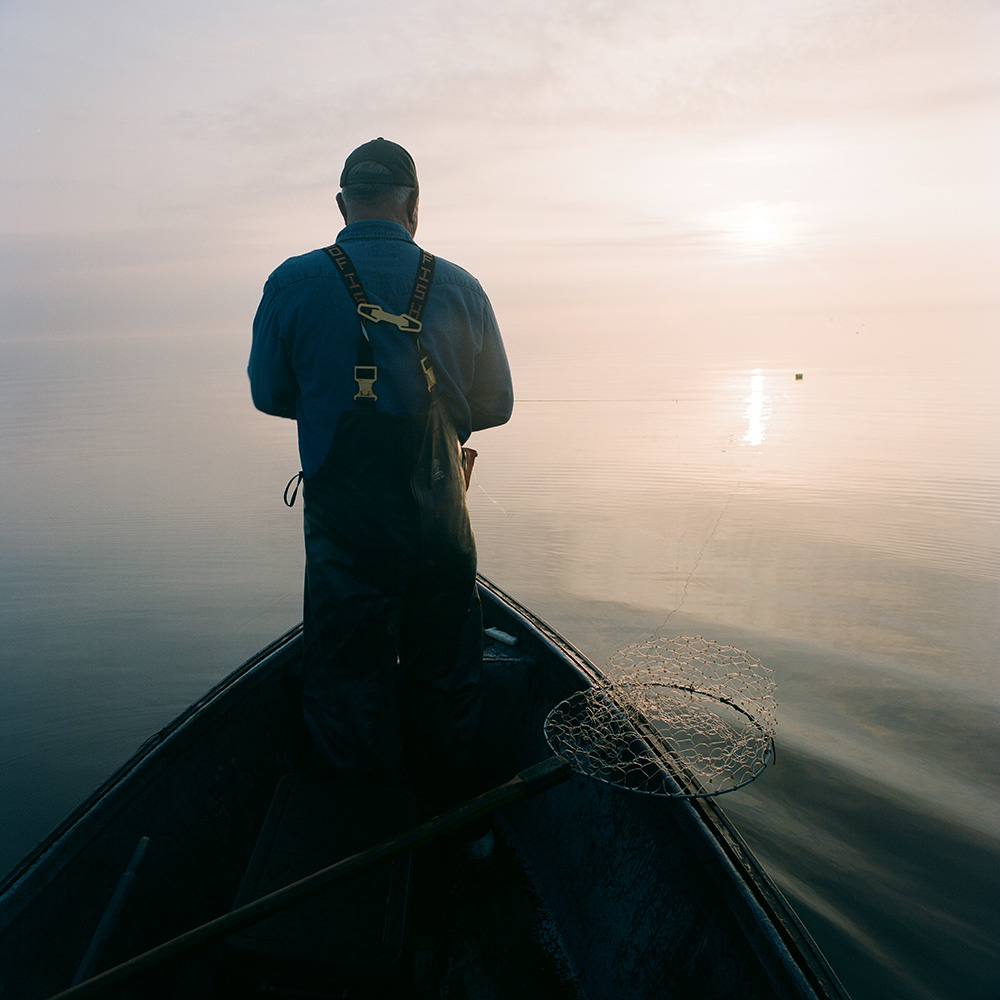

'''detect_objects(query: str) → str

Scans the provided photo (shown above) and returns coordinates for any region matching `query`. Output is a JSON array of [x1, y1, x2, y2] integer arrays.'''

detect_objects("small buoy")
[[795, 373, 804, 380]]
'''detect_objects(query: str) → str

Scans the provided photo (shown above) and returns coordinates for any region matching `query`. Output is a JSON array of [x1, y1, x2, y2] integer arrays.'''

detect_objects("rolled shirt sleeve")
[[248, 280, 298, 419], [468, 294, 513, 433]]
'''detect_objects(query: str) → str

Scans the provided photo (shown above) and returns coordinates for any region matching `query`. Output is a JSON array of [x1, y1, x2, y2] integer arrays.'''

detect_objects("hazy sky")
[[2, 0, 998, 358]]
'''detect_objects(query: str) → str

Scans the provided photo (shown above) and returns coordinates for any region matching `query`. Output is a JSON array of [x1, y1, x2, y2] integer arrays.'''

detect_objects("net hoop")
[[543, 636, 777, 798]]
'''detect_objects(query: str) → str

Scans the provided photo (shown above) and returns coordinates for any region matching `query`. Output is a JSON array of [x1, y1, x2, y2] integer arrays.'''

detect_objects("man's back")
[[249, 218, 512, 477]]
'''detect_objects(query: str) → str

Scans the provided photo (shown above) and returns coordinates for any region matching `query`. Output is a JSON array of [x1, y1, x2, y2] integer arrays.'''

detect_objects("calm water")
[[1, 313, 998, 1000]]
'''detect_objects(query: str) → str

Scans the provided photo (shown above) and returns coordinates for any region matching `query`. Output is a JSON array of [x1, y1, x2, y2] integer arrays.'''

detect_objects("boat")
[[0, 576, 851, 1000]]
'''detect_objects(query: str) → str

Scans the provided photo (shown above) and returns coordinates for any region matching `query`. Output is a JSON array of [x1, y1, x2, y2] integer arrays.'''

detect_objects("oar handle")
[[47, 756, 573, 1000], [70, 837, 151, 985]]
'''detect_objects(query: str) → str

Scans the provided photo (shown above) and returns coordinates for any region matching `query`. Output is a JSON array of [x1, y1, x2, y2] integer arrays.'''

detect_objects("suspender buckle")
[[354, 365, 377, 401], [419, 356, 437, 392]]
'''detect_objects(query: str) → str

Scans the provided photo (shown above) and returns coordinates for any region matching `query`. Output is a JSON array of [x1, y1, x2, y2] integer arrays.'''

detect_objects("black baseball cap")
[[340, 138, 418, 188]]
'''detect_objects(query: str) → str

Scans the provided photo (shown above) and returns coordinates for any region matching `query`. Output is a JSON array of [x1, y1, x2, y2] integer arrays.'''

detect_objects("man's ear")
[[407, 189, 419, 235], [336, 192, 348, 224]]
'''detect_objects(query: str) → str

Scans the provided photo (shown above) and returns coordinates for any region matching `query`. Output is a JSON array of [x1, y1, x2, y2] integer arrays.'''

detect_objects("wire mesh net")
[[543, 636, 777, 797]]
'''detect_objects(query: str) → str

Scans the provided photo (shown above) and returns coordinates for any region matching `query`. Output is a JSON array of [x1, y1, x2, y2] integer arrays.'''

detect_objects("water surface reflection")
[[2, 329, 998, 1000]]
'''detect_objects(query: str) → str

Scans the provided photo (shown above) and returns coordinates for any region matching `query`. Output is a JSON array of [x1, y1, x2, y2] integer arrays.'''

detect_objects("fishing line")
[[650, 372, 776, 637], [471, 373, 780, 630], [468, 467, 510, 517], [658, 477, 749, 633]]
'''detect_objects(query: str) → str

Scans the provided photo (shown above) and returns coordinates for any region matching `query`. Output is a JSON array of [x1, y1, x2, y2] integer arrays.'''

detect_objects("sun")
[[709, 202, 800, 253]]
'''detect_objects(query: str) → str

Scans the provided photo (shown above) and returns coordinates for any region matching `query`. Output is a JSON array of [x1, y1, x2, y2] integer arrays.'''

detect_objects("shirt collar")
[[336, 219, 414, 243]]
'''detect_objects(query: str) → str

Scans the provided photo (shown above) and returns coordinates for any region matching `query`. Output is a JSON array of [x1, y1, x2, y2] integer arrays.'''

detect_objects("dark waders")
[[300, 245, 483, 808]]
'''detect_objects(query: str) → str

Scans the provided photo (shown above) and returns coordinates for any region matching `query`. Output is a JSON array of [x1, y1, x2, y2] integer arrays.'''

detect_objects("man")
[[248, 139, 512, 832]]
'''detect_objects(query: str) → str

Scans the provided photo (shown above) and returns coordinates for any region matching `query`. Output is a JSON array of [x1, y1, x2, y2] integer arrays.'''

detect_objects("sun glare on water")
[[743, 370, 767, 447]]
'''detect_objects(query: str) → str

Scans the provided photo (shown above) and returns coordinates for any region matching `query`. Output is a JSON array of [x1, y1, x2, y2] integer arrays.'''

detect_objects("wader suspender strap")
[[322, 243, 439, 402], [283, 245, 440, 508]]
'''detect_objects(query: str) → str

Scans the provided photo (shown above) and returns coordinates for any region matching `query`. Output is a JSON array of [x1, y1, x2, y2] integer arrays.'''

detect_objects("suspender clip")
[[357, 303, 422, 333]]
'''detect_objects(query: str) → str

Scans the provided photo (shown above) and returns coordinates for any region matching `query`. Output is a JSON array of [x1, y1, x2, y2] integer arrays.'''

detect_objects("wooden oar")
[[47, 758, 571, 1000]]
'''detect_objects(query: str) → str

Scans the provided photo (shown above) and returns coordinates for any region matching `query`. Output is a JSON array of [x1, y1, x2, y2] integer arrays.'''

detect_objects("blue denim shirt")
[[249, 220, 513, 476]]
